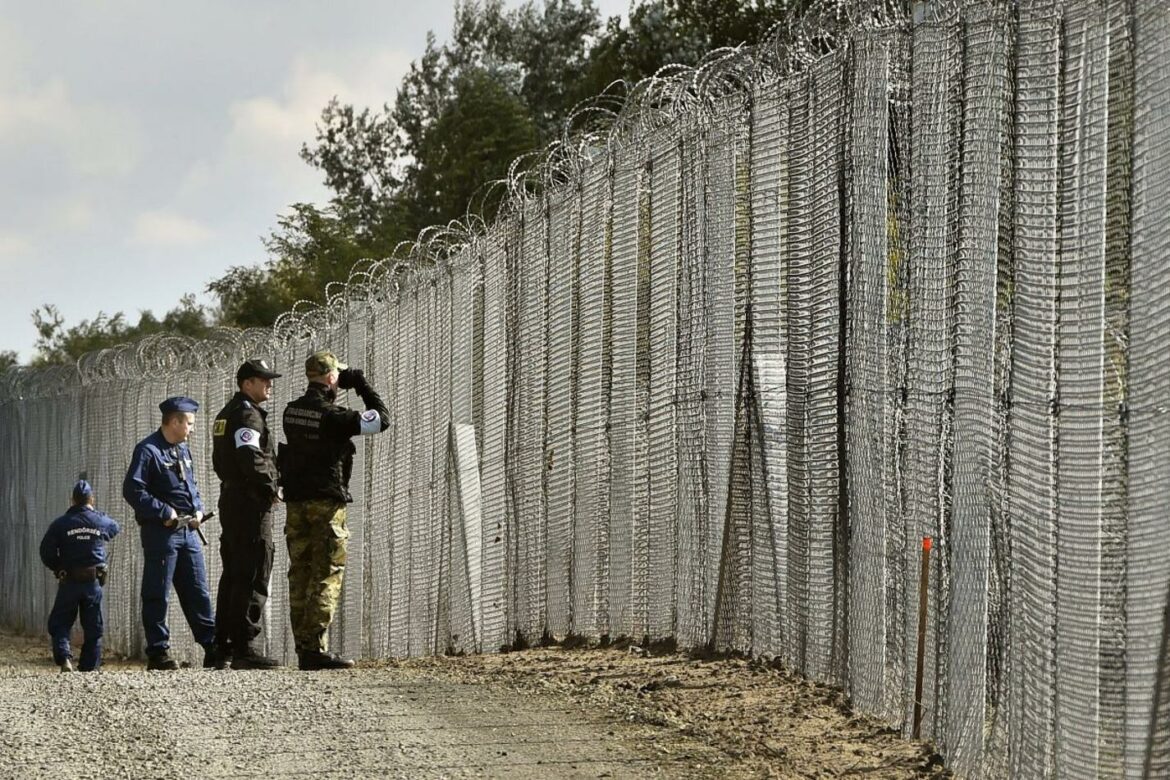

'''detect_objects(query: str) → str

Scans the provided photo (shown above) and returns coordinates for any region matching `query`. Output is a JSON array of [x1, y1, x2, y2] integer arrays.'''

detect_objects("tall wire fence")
[[1, 0, 1168, 776]]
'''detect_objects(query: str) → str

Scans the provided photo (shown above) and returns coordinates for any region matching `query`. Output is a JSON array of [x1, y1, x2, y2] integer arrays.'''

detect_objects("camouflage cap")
[[305, 350, 347, 378]]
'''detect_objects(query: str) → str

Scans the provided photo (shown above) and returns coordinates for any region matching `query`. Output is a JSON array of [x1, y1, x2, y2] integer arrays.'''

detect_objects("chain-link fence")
[[2, 1, 1167, 776]]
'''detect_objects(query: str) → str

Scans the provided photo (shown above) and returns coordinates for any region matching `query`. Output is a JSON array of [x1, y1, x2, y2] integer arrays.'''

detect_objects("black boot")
[[146, 651, 179, 671], [232, 649, 281, 670], [204, 645, 231, 670], [297, 650, 354, 670]]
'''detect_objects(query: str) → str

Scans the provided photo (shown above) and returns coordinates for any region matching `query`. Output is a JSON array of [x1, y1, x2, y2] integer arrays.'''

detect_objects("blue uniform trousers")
[[140, 523, 216, 655], [48, 579, 103, 670]]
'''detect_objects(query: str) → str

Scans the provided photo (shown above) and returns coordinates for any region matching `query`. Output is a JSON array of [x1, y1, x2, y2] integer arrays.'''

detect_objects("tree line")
[[22, 0, 806, 367]]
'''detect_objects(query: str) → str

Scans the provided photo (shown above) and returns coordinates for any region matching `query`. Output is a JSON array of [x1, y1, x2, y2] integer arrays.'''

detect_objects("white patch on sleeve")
[[234, 427, 262, 449], [359, 409, 382, 435]]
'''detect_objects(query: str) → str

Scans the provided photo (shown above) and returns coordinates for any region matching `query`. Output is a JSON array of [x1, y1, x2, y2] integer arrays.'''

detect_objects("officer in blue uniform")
[[122, 396, 217, 670], [39, 479, 120, 672]]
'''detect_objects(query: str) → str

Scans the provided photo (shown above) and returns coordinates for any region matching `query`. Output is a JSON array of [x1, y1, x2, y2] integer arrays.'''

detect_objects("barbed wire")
[[0, 0, 957, 402]]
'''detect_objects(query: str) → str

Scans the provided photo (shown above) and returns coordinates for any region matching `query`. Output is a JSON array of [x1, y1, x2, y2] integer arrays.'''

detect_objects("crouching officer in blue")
[[281, 351, 389, 670], [210, 359, 283, 670], [39, 479, 120, 672], [122, 396, 217, 670]]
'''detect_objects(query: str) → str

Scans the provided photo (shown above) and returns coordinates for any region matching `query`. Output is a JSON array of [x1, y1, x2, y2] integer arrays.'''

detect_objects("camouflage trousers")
[[284, 500, 349, 654]]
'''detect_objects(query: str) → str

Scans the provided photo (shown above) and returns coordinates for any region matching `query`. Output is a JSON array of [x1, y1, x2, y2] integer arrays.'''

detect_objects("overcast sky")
[[0, 0, 630, 361]]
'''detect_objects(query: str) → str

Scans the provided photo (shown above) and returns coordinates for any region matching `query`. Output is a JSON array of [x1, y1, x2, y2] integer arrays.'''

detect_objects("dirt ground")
[[0, 628, 947, 778], [380, 643, 949, 779]]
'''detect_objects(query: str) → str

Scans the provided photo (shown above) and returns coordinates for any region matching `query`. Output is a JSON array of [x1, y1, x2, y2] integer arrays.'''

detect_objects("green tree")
[[30, 295, 211, 365], [33, 305, 130, 365], [407, 67, 539, 227], [483, 0, 601, 140], [308, 0, 599, 230], [244, 1, 577, 321], [207, 265, 286, 330], [571, 2, 704, 105], [300, 0, 798, 234], [670, 0, 808, 51], [216, 0, 803, 330], [573, 0, 805, 105], [209, 203, 402, 328], [299, 99, 404, 228], [15, 0, 807, 362], [0, 350, 17, 371]]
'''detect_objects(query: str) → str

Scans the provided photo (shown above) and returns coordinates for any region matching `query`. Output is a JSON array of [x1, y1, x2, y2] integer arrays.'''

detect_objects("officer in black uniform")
[[210, 359, 283, 670]]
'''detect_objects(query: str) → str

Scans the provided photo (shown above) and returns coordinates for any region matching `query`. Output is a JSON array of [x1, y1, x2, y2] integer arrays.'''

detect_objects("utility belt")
[[135, 511, 196, 526], [220, 482, 266, 499], [221, 483, 278, 516], [61, 566, 106, 585]]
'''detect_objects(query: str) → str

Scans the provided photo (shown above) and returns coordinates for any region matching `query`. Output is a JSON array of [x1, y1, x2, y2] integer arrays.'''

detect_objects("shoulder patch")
[[213, 419, 227, 436], [359, 409, 383, 436], [234, 427, 262, 450]]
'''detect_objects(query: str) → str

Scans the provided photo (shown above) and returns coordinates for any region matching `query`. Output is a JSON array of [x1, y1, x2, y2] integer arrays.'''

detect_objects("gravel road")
[[1, 629, 947, 778], [0, 631, 720, 779]]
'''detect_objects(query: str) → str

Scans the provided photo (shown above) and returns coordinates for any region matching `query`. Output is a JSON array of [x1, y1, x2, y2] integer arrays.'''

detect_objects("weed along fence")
[[2, 1, 1169, 776]]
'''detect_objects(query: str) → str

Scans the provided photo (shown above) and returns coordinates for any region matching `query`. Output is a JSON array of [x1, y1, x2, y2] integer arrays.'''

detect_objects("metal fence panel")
[[846, 34, 892, 720], [1128, 3, 1170, 778], [1054, 3, 1112, 777], [1, 6, 1166, 777], [545, 188, 578, 638]]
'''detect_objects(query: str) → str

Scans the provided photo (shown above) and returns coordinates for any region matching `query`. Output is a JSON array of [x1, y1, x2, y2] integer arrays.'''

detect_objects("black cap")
[[236, 359, 282, 383]]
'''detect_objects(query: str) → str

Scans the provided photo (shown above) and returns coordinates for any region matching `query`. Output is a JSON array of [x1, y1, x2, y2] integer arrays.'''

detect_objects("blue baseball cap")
[[72, 479, 93, 502], [159, 396, 199, 415]]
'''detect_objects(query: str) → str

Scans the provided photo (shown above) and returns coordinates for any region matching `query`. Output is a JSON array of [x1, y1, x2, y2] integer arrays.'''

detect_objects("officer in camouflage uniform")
[[279, 351, 389, 670], [210, 359, 283, 670]]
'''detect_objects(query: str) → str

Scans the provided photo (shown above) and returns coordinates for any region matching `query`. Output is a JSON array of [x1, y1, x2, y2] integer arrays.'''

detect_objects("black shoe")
[[297, 651, 354, 671], [232, 651, 281, 670], [204, 646, 230, 670], [146, 651, 179, 671]]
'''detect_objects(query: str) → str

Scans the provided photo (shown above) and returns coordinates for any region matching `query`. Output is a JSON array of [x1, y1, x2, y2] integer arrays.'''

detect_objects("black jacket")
[[279, 382, 389, 502], [212, 392, 279, 503]]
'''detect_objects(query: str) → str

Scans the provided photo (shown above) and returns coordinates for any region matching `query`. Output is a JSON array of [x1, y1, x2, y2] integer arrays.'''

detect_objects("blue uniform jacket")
[[39, 506, 121, 571], [122, 430, 205, 522]]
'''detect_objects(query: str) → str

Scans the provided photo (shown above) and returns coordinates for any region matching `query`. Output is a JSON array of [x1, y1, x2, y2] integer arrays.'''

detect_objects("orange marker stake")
[[913, 536, 932, 739]]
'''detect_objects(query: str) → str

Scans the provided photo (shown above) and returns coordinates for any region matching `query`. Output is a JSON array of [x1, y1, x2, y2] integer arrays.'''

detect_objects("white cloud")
[[180, 48, 412, 202], [0, 78, 140, 178], [0, 4, 496, 359], [0, 230, 31, 257], [0, 20, 31, 89], [130, 211, 214, 247], [57, 198, 96, 232], [232, 49, 412, 145], [0, 79, 67, 129]]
